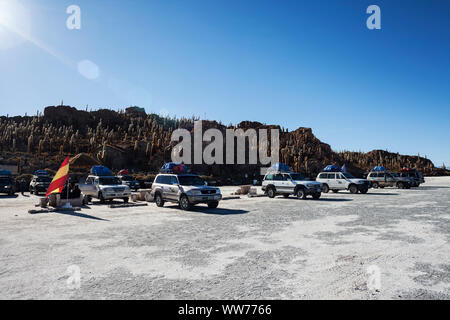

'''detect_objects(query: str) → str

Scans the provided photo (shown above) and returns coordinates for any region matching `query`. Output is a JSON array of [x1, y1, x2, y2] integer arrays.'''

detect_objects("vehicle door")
[[272, 174, 286, 193], [327, 173, 337, 189], [335, 173, 346, 189], [166, 176, 180, 201], [282, 174, 296, 194], [385, 173, 395, 186], [81, 177, 96, 196], [377, 173, 386, 186]]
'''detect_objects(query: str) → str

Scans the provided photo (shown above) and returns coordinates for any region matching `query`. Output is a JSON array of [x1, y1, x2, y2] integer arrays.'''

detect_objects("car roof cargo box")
[[372, 166, 387, 172], [0, 169, 12, 176], [323, 165, 341, 172], [118, 169, 130, 176], [34, 170, 49, 176], [160, 162, 189, 174], [90, 165, 113, 176], [269, 163, 291, 173]]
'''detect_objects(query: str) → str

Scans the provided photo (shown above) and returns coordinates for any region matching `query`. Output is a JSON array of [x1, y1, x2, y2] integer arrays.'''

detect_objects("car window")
[[273, 174, 284, 181], [169, 176, 179, 185], [328, 173, 335, 179], [178, 175, 205, 186], [155, 175, 169, 184], [265, 174, 273, 181], [318, 173, 327, 179], [289, 173, 305, 180]]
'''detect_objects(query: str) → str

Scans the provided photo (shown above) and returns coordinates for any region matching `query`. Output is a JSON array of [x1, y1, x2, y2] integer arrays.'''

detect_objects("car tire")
[[322, 184, 330, 193], [312, 192, 321, 200], [349, 184, 358, 194], [123, 197, 129, 203], [207, 201, 219, 209], [179, 195, 192, 211], [397, 182, 404, 189], [29, 188, 33, 195], [155, 193, 164, 207], [267, 187, 276, 198], [296, 188, 306, 200]]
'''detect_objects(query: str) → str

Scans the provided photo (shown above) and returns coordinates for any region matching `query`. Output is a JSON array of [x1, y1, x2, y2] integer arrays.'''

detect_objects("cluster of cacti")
[[0, 105, 445, 178]]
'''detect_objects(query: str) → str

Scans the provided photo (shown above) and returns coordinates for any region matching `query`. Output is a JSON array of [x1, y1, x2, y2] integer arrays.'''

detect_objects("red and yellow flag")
[[45, 156, 70, 198]]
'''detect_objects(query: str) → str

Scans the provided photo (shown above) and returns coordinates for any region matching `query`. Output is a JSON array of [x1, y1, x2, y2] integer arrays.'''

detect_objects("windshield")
[[289, 173, 305, 180], [36, 177, 52, 183], [0, 177, 12, 183], [178, 175, 205, 186], [342, 172, 355, 179], [99, 177, 121, 185], [391, 172, 400, 177], [121, 175, 134, 181]]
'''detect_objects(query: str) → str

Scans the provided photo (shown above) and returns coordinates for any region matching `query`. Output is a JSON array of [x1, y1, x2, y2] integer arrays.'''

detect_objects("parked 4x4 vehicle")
[[0, 170, 15, 195], [367, 171, 412, 189], [262, 171, 323, 199], [29, 174, 52, 195], [151, 173, 222, 210], [316, 168, 370, 194], [399, 168, 424, 187], [81, 175, 131, 203]]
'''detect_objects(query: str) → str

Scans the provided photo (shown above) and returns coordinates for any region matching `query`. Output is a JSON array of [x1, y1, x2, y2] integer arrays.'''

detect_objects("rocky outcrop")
[[0, 105, 448, 179]]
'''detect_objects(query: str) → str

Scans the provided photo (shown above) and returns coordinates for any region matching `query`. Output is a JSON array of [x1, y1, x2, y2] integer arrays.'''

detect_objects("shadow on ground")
[[163, 204, 249, 215]]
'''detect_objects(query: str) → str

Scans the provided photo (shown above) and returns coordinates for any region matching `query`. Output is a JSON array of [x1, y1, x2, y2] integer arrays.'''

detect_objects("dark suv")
[[0, 175, 15, 195]]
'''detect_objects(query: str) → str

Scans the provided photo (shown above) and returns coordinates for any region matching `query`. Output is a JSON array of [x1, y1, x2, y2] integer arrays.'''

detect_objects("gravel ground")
[[1, 177, 450, 300]]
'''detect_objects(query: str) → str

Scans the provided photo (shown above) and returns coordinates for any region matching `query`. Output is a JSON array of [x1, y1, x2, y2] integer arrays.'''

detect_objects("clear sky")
[[0, 0, 449, 167]]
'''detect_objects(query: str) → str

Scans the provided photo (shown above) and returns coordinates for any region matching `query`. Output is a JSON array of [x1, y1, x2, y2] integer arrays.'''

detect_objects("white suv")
[[80, 175, 131, 203], [316, 171, 370, 194], [151, 173, 222, 210], [262, 171, 323, 200]]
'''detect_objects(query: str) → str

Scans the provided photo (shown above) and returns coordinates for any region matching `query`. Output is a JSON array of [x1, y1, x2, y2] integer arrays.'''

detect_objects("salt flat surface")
[[1, 177, 450, 299]]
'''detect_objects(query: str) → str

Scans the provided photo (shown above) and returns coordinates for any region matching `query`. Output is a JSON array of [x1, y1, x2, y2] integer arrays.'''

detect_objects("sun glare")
[[0, 0, 31, 50]]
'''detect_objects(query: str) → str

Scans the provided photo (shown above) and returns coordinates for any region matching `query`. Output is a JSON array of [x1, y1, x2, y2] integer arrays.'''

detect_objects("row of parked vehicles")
[[261, 164, 424, 200], [1, 163, 425, 211]]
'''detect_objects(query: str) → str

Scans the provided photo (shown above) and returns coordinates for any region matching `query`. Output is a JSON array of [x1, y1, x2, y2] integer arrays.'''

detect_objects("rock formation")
[[0, 105, 448, 181]]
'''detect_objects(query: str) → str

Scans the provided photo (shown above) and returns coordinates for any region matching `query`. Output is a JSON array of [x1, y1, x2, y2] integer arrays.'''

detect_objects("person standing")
[[19, 179, 26, 195]]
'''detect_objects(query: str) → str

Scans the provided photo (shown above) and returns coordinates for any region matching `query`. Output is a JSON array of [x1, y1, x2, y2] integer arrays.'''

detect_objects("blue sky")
[[0, 0, 449, 167]]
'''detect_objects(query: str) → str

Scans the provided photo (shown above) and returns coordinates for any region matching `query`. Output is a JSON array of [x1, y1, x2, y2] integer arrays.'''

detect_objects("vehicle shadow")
[[363, 192, 399, 196], [164, 204, 249, 215], [53, 210, 109, 221], [416, 186, 450, 190], [314, 198, 353, 202], [278, 197, 352, 202], [0, 194, 19, 199]]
